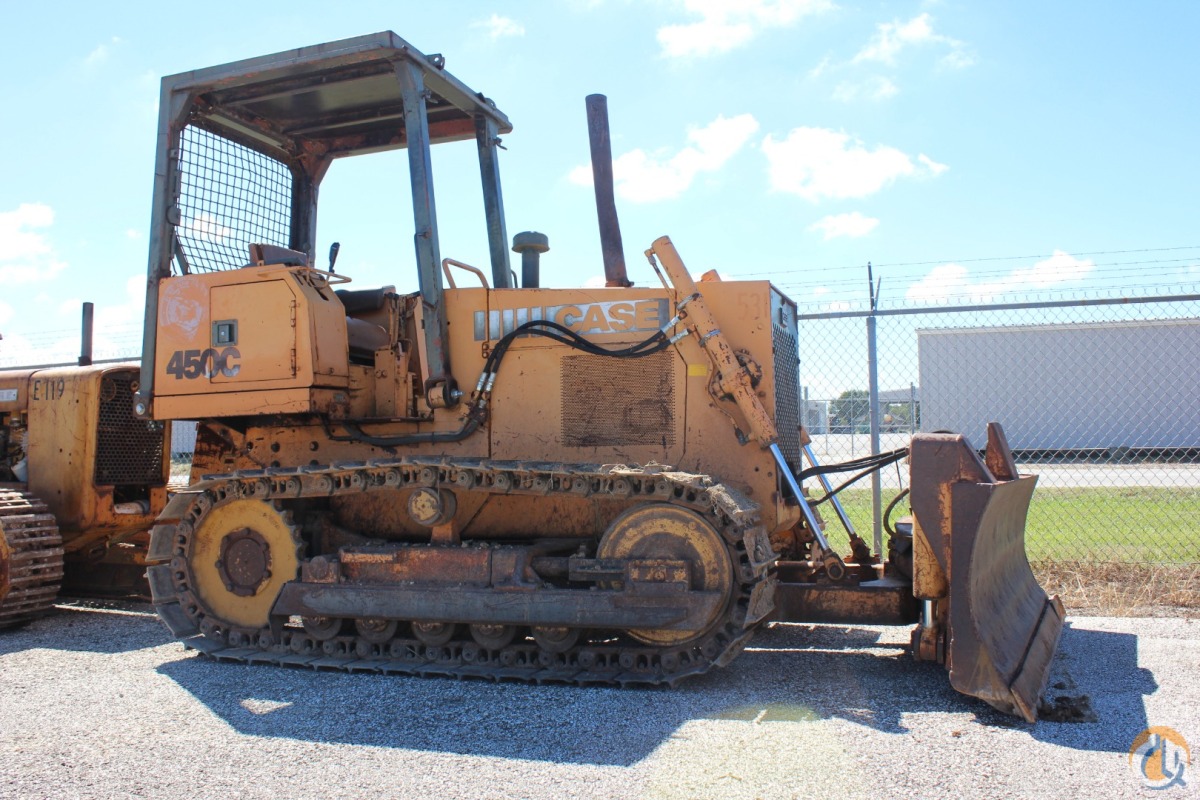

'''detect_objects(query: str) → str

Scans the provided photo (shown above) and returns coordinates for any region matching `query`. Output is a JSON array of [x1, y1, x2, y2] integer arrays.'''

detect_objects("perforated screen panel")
[[561, 351, 676, 448], [95, 371, 166, 486], [773, 323, 802, 466]]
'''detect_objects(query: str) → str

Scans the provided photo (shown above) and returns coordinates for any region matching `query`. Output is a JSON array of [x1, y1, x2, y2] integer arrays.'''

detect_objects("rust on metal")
[[216, 527, 272, 597], [907, 424, 1064, 722], [585, 94, 631, 288], [123, 32, 1059, 722], [0, 489, 64, 627], [771, 577, 917, 625], [0, 518, 9, 605]]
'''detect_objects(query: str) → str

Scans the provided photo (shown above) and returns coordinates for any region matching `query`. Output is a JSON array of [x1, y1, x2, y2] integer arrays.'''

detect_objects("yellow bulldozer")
[[129, 32, 1062, 721], [0, 316, 172, 625]]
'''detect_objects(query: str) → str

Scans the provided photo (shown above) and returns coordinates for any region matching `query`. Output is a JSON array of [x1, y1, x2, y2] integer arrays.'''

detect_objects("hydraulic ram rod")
[[646, 236, 845, 575], [803, 443, 857, 538]]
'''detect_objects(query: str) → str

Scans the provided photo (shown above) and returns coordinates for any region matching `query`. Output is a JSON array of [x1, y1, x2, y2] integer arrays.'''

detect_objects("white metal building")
[[918, 318, 1200, 452]]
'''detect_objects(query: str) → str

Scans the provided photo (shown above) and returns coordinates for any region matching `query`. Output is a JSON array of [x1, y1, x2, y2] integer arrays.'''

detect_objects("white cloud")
[[917, 153, 949, 176], [0, 203, 67, 284], [658, 0, 834, 58], [832, 76, 899, 103], [184, 213, 232, 242], [95, 275, 147, 335], [905, 251, 1096, 303], [940, 49, 975, 69], [0, 300, 11, 327], [125, 228, 141, 240], [762, 127, 946, 202], [475, 14, 525, 39], [84, 36, 123, 69], [852, 13, 971, 69], [809, 212, 880, 240], [569, 113, 760, 203]]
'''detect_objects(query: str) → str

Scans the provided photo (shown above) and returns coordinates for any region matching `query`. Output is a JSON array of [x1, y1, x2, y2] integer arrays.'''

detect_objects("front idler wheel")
[[188, 498, 302, 634], [597, 504, 734, 647]]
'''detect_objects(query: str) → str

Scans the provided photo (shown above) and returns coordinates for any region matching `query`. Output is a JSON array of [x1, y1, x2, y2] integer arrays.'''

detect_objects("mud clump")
[[1038, 693, 1098, 723]]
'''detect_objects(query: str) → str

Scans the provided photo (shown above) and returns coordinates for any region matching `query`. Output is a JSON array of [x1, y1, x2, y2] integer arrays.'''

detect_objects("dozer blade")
[[909, 423, 1065, 722]]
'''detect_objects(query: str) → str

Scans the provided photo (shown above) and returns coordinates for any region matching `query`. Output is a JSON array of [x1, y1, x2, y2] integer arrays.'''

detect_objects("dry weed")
[[1032, 561, 1200, 617]]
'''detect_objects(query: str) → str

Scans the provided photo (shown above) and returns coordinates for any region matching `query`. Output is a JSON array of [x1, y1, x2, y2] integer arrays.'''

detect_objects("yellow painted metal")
[[7, 365, 169, 549], [597, 504, 733, 646], [908, 428, 1064, 722], [646, 235, 779, 448], [153, 265, 350, 416], [170, 275, 797, 532], [189, 498, 301, 629], [154, 387, 350, 420]]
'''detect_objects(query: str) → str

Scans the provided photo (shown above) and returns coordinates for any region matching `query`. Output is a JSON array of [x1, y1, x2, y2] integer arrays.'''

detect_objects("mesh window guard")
[[174, 125, 293, 274]]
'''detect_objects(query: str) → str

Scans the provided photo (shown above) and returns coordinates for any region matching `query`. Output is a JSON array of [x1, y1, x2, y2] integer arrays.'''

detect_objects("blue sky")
[[1, 1, 1198, 366]]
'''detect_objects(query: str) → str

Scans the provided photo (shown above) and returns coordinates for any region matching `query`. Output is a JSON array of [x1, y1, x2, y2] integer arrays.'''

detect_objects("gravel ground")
[[1, 603, 1196, 799]]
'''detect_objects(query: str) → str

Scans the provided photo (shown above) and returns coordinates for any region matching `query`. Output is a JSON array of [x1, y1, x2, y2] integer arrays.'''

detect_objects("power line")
[[871, 245, 1200, 269]]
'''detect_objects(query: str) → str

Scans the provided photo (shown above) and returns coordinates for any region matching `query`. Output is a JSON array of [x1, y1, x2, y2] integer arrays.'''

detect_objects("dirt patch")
[[1032, 562, 1200, 617], [1038, 693, 1099, 723], [1036, 672, 1098, 723]]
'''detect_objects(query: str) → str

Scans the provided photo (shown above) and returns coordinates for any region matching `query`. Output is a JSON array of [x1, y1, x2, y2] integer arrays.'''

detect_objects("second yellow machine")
[[137, 33, 1062, 721]]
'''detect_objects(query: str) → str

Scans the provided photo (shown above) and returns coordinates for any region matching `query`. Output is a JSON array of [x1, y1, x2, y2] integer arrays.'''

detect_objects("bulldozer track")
[[0, 489, 65, 628], [148, 458, 776, 686]]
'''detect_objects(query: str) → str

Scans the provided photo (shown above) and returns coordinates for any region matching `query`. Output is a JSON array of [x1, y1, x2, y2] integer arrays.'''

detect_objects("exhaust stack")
[[79, 302, 94, 367], [585, 94, 632, 288]]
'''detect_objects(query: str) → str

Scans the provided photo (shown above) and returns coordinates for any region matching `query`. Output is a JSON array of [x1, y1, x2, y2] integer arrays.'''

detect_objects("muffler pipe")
[[585, 94, 632, 287], [79, 301, 94, 366]]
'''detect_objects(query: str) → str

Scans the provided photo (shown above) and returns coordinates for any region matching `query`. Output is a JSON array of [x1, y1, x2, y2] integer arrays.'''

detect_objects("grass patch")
[[822, 487, 1199, 614], [824, 487, 1200, 565]]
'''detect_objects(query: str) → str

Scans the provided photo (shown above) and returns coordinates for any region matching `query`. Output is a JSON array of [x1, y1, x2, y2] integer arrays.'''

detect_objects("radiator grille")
[[773, 324, 802, 466], [561, 351, 676, 448], [95, 371, 166, 486]]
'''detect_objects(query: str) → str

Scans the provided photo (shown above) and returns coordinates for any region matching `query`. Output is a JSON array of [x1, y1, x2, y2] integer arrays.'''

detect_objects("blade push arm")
[[645, 236, 845, 577]]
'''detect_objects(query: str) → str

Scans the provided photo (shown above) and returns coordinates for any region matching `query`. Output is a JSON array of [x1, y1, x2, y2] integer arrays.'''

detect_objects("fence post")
[[866, 264, 882, 560], [910, 382, 916, 435]]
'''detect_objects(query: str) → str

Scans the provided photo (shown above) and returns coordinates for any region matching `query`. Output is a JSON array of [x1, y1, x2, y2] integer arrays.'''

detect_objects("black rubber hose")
[[327, 319, 673, 448], [807, 450, 910, 507], [797, 447, 909, 482], [322, 413, 484, 448], [883, 487, 911, 537]]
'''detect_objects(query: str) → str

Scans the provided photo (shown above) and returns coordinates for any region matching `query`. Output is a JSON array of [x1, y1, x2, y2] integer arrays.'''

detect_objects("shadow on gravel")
[[153, 620, 1154, 765], [1026, 622, 1155, 753], [0, 600, 170, 656]]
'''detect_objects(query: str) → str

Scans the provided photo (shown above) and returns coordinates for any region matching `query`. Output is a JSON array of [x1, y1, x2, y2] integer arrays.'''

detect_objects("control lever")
[[328, 242, 341, 273]]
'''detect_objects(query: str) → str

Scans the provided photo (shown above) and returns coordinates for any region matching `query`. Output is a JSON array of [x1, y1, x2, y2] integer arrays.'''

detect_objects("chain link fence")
[[797, 291, 1200, 603], [0, 334, 141, 369], [6, 287, 1197, 606]]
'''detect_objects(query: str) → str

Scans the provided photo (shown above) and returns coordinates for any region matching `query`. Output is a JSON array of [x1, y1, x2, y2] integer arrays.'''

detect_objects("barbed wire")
[[737, 245, 1200, 285]]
